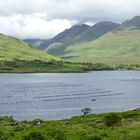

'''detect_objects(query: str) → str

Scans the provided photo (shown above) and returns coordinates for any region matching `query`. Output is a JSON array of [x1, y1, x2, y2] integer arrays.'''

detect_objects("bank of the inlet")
[[0, 60, 140, 73], [0, 109, 140, 140]]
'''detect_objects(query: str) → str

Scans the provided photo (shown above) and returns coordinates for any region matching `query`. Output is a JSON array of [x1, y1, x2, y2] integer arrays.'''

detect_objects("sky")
[[0, 0, 140, 39]]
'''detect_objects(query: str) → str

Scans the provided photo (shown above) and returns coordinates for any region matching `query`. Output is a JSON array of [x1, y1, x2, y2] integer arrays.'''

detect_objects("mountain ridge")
[[46, 16, 140, 65], [40, 24, 90, 48]]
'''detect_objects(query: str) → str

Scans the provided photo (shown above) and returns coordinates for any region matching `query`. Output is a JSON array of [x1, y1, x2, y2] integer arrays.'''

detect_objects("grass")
[[0, 109, 140, 139], [47, 29, 140, 65], [0, 34, 58, 61]]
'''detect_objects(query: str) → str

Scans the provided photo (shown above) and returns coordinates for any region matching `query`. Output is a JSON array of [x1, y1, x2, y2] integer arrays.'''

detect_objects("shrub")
[[49, 128, 65, 140], [86, 134, 102, 140], [0, 130, 10, 140], [103, 113, 121, 127], [81, 107, 92, 115], [22, 131, 45, 140]]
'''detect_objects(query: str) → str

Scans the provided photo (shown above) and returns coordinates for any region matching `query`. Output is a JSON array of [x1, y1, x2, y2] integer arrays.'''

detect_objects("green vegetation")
[[0, 60, 89, 73], [0, 34, 57, 61], [1, 109, 140, 139], [0, 60, 139, 73], [47, 29, 140, 65], [103, 113, 121, 127], [0, 34, 94, 73]]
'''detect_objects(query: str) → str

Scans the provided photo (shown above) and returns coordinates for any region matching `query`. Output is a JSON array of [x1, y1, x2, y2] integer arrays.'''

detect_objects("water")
[[0, 71, 140, 120]]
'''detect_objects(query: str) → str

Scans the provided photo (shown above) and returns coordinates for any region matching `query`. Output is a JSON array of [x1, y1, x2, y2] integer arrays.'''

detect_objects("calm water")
[[0, 71, 140, 120]]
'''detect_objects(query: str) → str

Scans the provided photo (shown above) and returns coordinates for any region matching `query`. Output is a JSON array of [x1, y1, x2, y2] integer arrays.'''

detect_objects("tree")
[[81, 107, 92, 115]]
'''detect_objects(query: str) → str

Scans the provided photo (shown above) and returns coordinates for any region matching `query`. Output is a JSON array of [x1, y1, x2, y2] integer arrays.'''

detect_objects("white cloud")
[[0, 14, 72, 39], [0, 0, 140, 39]]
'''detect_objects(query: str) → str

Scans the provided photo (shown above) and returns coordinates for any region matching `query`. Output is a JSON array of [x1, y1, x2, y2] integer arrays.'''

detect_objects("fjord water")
[[0, 71, 140, 120]]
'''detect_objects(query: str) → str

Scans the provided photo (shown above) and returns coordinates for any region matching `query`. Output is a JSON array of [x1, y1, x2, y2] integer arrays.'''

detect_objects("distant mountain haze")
[[23, 39, 46, 49]]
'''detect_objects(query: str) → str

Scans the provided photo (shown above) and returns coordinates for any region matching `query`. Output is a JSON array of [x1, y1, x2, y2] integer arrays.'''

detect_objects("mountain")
[[0, 34, 57, 61], [73, 21, 119, 42], [24, 39, 45, 49], [40, 24, 90, 48], [60, 29, 140, 64], [118, 16, 140, 30], [46, 16, 140, 65], [42, 22, 119, 50], [46, 21, 119, 56]]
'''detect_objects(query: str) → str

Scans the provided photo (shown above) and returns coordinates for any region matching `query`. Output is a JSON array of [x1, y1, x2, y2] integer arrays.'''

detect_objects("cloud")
[[0, 14, 72, 39], [0, 0, 140, 39]]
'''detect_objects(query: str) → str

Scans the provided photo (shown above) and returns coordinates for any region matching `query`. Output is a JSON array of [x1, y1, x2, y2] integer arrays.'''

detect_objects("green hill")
[[59, 29, 140, 65], [0, 34, 57, 61], [47, 16, 140, 65], [0, 34, 97, 73]]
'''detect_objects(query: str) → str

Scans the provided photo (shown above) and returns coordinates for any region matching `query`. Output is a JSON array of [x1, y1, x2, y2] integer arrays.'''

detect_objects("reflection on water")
[[0, 71, 140, 120]]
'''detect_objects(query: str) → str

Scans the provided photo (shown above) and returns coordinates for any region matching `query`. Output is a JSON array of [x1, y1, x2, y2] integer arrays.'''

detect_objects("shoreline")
[[1, 107, 140, 122], [0, 69, 139, 74]]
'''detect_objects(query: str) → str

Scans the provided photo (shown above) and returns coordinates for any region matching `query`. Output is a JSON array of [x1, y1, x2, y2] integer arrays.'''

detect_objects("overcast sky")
[[0, 0, 140, 39]]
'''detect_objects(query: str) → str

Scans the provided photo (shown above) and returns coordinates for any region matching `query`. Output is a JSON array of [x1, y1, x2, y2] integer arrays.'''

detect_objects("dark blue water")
[[0, 71, 140, 120]]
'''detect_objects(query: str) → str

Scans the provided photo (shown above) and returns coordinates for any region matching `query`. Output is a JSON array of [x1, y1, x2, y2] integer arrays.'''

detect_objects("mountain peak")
[[120, 16, 140, 29], [74, 21, 119, 42], [63, 24, 90, 33], [40, 24, 90, 48], [91, 21, 119, 29], [71, 24, 90, 28]]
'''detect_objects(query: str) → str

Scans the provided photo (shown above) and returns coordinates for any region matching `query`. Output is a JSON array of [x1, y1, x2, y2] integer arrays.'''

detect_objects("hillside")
[[0, 34, 57, 61], [47, 16, 140, 65], [73, 21, 119, 42], [46, 22, 119, 56], [44, 22, 119, 53], [41, 24, 90, 48], [58, 29, 140, 64], [118, 16, 140, 30], [0, 109, 140, 140], [0, 34, 98, 73]]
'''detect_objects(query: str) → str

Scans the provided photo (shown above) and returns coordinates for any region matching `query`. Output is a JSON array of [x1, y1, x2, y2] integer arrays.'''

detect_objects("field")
[[0, 109, 140, 140]]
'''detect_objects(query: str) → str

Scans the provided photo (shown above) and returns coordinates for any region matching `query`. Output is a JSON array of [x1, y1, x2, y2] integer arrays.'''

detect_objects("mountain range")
[[1, 16, 140, 65], [29, 16, 140, 65]]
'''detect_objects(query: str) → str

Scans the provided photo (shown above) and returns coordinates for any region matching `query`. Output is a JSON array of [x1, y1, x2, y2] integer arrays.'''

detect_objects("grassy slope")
[[1, 110, 140, 140], [0, 34, 90, 73], [0, 34, 57, 61], [0, 34, 123, 73], [48, 29, 140, 65]]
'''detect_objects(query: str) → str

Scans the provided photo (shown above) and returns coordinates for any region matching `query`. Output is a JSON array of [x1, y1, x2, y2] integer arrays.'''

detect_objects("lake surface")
[[0, 71, 140, 120]]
